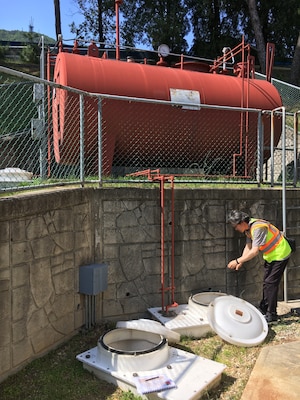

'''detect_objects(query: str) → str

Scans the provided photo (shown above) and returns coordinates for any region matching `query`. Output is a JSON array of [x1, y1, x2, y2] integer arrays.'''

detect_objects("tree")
[[70, 0, 115, 43], [21, 31, 40, 64], [186, 0, 255, 60], [119, 0, 190, 53], [290, 32, 300, 86], [245, 0, 300, 80], [289, 5, 300, 86], [71, 0, 189, 53], [247, 0, 266, 73], [187, 0, 300, 80]]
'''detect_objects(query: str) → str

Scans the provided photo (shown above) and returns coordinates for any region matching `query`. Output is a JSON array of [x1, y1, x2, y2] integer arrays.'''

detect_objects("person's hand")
[[227, 259, 242, 270]]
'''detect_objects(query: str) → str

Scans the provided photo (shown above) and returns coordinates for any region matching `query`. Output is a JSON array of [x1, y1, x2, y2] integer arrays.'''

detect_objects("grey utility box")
[[79, 263, 108, 295]]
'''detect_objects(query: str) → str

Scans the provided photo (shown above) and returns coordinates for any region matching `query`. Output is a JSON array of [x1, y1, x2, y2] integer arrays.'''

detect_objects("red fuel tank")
[[52, 52, 282, 176]]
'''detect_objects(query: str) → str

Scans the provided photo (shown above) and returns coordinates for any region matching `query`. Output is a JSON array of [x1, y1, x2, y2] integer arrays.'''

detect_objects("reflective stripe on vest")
[[250, 219, 283, 254]]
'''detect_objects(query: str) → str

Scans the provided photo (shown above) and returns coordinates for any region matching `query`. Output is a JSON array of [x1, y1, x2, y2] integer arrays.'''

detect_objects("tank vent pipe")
[[115, 0, 123, 60]]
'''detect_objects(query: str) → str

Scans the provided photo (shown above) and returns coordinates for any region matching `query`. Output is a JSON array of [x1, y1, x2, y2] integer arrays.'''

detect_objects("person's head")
[[228, 210, 250, 233]]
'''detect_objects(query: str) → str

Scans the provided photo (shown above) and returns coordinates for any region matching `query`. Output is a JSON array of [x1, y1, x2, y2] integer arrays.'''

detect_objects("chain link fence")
[[272, 76, 300, 185], [0, 63, 299, 192], [256, 72, 300, 185]]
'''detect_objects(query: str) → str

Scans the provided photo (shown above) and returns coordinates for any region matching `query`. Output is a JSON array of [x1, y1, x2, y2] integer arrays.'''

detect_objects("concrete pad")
[[241, 341, 300, 400], [278, 300, 300, 315]]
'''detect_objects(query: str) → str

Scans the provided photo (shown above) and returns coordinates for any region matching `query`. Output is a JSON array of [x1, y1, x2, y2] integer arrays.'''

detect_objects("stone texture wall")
[[1, 186, 300, 382], [0, 188, 94, 382], [98, 187, 300, 320]]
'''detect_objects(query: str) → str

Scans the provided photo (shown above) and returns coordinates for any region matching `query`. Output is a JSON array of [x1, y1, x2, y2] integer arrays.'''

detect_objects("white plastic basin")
[[97, 328, 170, 371], [188, 291, 227, 313]]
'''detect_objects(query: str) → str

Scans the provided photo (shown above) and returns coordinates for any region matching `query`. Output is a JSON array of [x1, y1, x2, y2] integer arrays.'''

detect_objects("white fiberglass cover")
[[207, 295, 268, 347], [116, 319, 180, 344], [189, 292, 227, 307]]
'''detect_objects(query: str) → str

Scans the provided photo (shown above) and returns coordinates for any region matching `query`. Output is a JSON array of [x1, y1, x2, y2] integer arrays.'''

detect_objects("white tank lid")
[[116, 318, 181, 344], [207, 295, 268, 347]]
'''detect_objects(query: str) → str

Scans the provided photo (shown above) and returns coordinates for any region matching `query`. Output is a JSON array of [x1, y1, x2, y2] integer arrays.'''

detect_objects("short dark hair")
[[227, 209, 250, 225]]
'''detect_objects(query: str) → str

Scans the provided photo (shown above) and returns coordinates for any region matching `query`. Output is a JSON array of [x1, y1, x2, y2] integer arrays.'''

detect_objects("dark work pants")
[[263, 258, 290, 314]]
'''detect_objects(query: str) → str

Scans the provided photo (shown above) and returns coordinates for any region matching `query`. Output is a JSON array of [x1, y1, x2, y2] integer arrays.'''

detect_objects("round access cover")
[[207, 295, 268, 347], [116, 319, 180, 343], [189, 292, 227, 307]]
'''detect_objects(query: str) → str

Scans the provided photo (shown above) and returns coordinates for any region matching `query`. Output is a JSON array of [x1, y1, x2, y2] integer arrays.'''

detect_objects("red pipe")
[[166, 176, 178, 312], [115, 0, 123, 60], [159, 174, 177, 313], [266, 43, 275, 82], [128, 169, 177, 314], [160, 178, 165, 311], [232, 37, 251, 177]]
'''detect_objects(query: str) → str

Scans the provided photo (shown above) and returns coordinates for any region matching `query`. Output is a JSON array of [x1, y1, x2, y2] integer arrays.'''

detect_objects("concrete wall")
[[1, 186, 300, 382], [0, 188, 94, 382]]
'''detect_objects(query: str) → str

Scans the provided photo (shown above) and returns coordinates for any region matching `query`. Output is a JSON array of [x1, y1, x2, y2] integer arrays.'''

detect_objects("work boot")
[[265, 312, 278, 324], [259, 299, 268, 315]]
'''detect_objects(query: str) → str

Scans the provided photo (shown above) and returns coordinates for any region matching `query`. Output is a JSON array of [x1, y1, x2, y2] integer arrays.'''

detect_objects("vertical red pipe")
[[128, 170, 177, 313], [160, 178, 165, 311], [239, 36, 245, 175], [163, 175, 177, 313], [47, 49, 51, 177], [244, 45, 251, 176], [233, 36, 251, 177], [170, 177, 177, 306], [115, 0, 123, 60]]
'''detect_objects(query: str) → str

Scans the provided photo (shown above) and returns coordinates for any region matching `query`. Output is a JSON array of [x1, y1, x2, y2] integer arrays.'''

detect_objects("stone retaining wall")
[[1, 186, 300, 381]]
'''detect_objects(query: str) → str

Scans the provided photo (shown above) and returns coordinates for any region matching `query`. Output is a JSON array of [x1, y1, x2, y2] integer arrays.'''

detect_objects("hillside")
[[0, 30, 56, 76], [0, 29, 55, 44]]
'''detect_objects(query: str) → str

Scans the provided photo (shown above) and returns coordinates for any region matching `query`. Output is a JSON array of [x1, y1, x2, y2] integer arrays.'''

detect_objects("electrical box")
[[79, 263, 108, 295], [33, 83, 44, 102], [31, 119, 44, 140]]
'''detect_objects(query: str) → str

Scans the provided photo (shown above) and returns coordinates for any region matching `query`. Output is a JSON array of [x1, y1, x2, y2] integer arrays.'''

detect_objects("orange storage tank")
[[52, 52, 282, 176]]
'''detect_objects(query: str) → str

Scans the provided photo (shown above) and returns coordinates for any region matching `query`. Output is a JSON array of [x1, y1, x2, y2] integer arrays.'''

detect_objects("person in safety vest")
[[227, 210, 292, 324]]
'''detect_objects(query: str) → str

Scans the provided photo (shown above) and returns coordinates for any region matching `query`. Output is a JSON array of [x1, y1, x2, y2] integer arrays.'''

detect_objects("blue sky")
[[1, 0, 83, 40]]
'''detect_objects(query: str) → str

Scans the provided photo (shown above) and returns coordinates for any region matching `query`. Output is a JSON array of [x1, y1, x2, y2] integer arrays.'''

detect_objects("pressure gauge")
[[158, 44, 170, 58]]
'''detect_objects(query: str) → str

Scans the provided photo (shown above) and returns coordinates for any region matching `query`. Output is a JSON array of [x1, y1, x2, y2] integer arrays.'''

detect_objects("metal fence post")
[[293, 111, 299, 188], [80, 94, 85, 184], [256, 110, 263, 185], [39, 36, 47, 179], [270, 110, 275, 186], [97, 97, 103, 185], [280, 107, 288, 302]]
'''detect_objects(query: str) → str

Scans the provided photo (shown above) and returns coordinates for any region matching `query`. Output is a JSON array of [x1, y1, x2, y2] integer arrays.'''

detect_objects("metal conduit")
[[85, 294, 96, 329], [270, 106, 291, 302]]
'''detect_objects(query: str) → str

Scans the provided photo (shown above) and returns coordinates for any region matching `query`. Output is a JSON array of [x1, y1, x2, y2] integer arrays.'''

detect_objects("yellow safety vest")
[[249, 218, 291, 262]]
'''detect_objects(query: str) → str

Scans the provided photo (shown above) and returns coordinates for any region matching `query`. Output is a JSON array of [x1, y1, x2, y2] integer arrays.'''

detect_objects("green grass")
[[1, 313, 300, 400], [0, 81, 38, 135], [0, 324, 142, 400]]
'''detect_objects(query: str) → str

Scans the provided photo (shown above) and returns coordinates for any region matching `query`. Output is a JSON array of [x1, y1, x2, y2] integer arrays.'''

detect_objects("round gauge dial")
[[158, 44, 170, 58]]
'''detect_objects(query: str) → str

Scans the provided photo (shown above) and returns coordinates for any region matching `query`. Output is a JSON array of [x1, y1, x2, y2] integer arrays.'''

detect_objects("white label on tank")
[[170, 88, 201, 110]]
